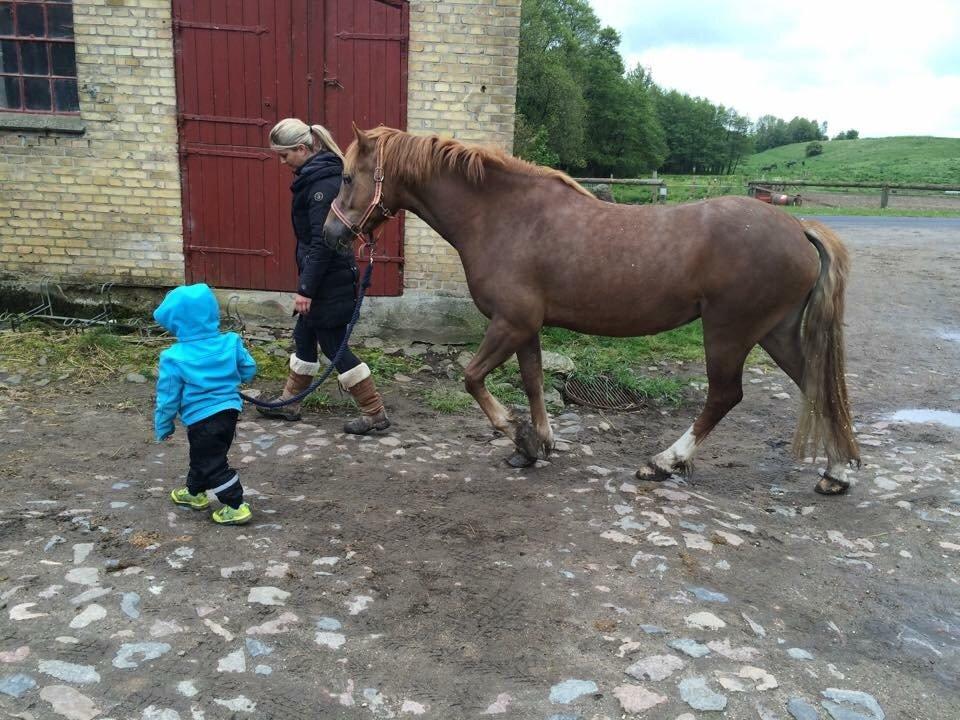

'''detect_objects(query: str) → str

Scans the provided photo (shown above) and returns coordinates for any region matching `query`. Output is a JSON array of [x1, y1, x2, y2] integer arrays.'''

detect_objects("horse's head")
[[324, 124, 397, 254]]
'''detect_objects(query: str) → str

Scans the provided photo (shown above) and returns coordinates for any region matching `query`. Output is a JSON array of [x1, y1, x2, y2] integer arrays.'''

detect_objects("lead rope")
[[244, 139, 393, 409], [240, 252, 375, 409]]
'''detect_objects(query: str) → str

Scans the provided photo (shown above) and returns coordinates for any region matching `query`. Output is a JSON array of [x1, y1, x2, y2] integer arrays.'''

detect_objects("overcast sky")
[[588, 0, 960, 138]]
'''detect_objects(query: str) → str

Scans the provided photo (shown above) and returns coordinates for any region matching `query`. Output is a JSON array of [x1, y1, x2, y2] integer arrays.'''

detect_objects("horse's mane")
[[349, 126, 594, 198]]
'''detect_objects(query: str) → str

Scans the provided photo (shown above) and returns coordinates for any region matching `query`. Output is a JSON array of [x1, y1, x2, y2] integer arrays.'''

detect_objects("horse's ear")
[[352, 122, 371, 152]]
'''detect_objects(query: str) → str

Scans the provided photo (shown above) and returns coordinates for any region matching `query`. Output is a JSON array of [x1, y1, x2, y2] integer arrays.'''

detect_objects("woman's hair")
[[269, 118, 344, 160]]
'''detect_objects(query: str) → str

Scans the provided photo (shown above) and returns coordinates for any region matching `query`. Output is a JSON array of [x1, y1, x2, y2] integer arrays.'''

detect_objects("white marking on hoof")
[[827, 461, 855, 487], [652, 426, 697, 471]]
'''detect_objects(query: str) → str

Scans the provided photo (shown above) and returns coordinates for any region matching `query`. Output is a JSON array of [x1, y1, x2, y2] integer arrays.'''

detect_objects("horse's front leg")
[[513, 334, 555, 466], [462, 318, 529, 460]]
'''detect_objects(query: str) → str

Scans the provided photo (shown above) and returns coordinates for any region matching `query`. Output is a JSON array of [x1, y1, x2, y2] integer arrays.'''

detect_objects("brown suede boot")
[[256, 355, 318, 421], [338, 362, 390, 434]]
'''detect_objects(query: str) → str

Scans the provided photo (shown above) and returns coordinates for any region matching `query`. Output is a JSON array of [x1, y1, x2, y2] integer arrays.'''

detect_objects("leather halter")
[[330, 139, 394, 243]]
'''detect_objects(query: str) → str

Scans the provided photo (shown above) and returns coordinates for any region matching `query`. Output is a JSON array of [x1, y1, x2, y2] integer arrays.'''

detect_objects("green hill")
[[740, 136, 960, 185]]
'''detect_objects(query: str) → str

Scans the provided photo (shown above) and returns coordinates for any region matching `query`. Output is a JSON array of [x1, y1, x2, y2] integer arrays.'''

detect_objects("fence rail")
[[748, 180, 960, 209], [748, 180, 960, 192], [573, 178, 665, 186], [571, 177, 960, 210]]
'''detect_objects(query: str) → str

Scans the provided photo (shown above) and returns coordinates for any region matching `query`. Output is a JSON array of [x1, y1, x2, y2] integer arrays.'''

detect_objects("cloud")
[[589, 0, 960, 136]]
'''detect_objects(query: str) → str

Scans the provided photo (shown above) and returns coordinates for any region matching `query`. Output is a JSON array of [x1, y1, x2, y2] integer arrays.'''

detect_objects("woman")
[[257, 118, 390, 434]]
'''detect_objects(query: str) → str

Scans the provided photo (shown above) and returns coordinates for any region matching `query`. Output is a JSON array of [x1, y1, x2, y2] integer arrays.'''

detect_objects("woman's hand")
[[293, 293, 312, 314]]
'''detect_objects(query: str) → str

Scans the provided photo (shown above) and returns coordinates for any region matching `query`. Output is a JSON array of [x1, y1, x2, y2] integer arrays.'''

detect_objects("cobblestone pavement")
[[1, 218, 958, 719]]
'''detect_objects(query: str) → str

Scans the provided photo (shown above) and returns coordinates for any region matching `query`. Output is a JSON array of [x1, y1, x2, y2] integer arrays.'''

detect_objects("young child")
[[153, 283, 257, 525]]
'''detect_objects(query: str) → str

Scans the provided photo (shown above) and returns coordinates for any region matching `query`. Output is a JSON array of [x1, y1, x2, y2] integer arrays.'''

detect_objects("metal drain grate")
[[563, 375, 650, 412]]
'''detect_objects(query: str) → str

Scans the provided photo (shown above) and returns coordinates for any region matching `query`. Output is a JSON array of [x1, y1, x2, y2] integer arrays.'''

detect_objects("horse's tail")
[[792, 221, 860, 466]]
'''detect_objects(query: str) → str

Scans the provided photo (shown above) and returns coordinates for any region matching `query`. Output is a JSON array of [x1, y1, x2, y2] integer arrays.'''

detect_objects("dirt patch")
[[1, 217, 958, 719]]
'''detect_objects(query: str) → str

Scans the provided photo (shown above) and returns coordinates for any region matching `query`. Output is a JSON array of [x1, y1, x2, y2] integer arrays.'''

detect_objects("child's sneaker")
[[212, 503, 252, 525], [170, 487, 209, 510]]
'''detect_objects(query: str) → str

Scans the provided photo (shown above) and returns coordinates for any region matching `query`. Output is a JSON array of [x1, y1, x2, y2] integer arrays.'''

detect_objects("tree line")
[[515, 0, 857, 176]]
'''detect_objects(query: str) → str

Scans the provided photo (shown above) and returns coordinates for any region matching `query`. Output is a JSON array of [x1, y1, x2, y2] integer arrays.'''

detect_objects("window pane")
[[15, 2, 44, 37], [0, 40, 18, 73], [0, 75, 21, 109], [24, 75, 50, 109], [0, 4, 14, 36], [53, 77, 76, 110], [46, 3, 72, 38], [51, 41, 74, 75], [20, 40, 48, 74]]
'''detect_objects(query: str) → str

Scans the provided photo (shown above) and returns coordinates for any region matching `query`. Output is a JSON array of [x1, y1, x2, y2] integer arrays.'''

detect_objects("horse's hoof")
[[814, 473, 850, 496], [636, 463, 672, 482], [506, 451, 537, 469], [515, 420, 542, 459]]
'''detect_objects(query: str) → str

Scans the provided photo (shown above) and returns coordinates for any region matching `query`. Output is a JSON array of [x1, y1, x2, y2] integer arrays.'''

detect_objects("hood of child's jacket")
[[153, 283, 221, 341], [291, 151, 343, 192]]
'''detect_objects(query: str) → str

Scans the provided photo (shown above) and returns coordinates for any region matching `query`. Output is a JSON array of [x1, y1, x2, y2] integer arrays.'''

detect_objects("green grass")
[[249, 343, 420, 410], [1, 322, 748, 414], [248, 345, 290, 382], [489, 379, 529, 407], [604, 137, 960, 213], [302, 390, 353, 411], [422, 385, 475, 413], [362, 348, 421, 379], [0, 326, 166, 382], [76, 327, 126, 353], [740, 136, 960, 185], [542, 322, 705, 368], [612, 178, 745, 205], [250, 344, 420, 384], [543, 325, 703, 407], [0, 330, 419, 415], [611, 375, 689, 407], [469, 323, 708, 408]]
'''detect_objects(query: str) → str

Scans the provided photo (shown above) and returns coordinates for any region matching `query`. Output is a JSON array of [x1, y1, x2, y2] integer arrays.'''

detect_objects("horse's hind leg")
[[760, 310, 853, 495], [514, 334, 555, 464], [637, 331, 752, 481]]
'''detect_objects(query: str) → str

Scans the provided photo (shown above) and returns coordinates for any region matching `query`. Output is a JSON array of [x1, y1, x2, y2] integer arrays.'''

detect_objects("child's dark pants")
[[186, 409, 243, 508]]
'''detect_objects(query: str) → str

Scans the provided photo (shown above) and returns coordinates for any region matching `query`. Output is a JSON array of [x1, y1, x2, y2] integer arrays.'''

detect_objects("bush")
[[513, 114, 560, 167], [805, 141, 824, 157], [832, 129, 859, 141]]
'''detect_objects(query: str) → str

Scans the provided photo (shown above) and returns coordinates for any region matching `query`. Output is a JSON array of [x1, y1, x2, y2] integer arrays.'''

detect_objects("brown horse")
[[324, 126, 860, 495]]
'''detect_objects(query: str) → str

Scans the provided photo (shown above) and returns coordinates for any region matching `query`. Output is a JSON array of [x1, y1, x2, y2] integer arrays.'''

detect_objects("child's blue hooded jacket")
[[153, 284, 256, 440]]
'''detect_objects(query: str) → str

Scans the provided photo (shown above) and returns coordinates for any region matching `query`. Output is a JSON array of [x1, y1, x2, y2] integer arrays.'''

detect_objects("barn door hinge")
[[186, 245, 273, 257], [173, 19, 268, 34], [335, 31, 406, 42]]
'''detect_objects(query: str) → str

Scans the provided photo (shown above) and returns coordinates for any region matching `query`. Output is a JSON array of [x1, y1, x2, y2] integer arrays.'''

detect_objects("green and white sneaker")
[[170, 487, 209, 510], [212, 503, 252, 526]]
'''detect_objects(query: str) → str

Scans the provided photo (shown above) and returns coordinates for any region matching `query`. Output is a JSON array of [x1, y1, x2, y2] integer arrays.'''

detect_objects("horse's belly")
[[545, 291, 698, 338]]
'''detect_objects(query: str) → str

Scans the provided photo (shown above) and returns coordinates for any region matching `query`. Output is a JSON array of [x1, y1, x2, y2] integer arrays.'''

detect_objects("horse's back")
[[537, 194, 820, 337]]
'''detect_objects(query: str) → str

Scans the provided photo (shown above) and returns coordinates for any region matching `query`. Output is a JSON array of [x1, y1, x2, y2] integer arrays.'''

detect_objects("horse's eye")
[[343, 175, 352, 186]]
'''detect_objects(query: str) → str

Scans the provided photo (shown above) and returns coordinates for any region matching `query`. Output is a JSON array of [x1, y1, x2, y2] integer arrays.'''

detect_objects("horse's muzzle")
[[322, 215, 354, 255]]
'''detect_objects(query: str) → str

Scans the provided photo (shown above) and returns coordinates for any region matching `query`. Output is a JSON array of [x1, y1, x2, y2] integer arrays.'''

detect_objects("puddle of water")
[[939, 331, 960, 343], [889, 409, 960, 429]]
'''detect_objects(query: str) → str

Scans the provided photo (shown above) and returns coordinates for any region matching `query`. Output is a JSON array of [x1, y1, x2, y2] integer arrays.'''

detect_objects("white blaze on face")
[[653, 425, 697, 470]]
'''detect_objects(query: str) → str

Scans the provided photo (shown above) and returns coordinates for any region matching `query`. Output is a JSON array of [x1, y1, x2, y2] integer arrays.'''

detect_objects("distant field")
[[593, 136, 960, 214], [739, 136, 960, 185]]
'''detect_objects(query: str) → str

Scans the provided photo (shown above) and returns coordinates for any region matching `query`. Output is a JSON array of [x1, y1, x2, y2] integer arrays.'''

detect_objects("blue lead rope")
[[240, 260, 374, 409]]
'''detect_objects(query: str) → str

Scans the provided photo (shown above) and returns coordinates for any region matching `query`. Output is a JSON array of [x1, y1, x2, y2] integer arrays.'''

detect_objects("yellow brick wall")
[[0, 0, 184, 286], [403, 0, 520, 296], [0, 0, 520, 295]]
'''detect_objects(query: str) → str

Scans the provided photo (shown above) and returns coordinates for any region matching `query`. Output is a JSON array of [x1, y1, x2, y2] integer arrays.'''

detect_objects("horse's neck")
[[404, 168, 517, 249]]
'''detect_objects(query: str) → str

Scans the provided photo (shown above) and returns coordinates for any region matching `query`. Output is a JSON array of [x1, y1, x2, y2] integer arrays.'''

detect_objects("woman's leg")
[[315, 324, 361, 373], [317, 325, 390, 434], [255, 316, 319, 421]]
